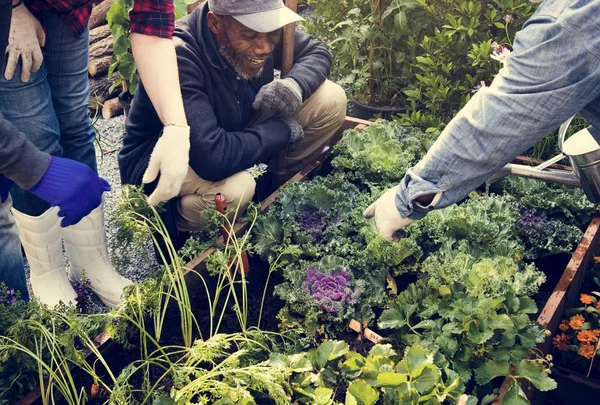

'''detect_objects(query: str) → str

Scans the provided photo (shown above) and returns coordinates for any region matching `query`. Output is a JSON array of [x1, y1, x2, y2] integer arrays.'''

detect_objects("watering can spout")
[[491, 117, 600, 204]]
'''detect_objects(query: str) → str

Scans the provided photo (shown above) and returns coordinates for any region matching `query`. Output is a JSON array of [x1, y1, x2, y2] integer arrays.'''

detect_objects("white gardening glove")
[[5, 3, 45, 82], [363, 186, 415, 241], [142, 124, 190, 206]]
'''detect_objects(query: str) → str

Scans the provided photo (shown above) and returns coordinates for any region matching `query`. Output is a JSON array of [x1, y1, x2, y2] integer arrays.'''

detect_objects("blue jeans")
[[396, 0, 600, 219], [0, 11, 96, 216], [0, 196, 29, 300]]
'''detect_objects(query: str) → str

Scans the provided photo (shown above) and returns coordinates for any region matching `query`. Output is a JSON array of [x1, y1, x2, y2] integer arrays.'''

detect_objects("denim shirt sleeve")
[[397, 0, 600, 219]]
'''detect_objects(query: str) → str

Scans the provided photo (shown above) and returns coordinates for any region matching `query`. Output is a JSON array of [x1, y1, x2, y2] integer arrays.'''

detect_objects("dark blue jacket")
[[119, 1, 333, 186]]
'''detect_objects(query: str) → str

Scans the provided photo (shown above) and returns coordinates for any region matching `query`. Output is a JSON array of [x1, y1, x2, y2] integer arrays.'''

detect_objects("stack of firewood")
[[88, 0, 123, 119]]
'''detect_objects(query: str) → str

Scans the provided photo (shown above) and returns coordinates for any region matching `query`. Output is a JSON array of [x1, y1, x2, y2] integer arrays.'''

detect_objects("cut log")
[[89, 55, 112, 77], [89, 24, 111, 46], [89, 0, 117, 30], [101, 97, 123, 119], [89, 72, 121, 106], [89, 36, 113, 60]]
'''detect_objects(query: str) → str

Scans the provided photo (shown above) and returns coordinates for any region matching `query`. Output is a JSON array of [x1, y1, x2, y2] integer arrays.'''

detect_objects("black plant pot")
[[350, 100, 407, 121], [118, 90, 133, 117]]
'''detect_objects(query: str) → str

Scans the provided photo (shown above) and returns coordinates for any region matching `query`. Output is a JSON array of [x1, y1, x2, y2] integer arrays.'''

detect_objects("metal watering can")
[[492, 116, 600, 204]]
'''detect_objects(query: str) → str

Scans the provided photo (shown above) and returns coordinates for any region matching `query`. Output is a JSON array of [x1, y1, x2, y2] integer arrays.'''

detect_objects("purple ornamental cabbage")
[[298, 209, 329, 239], [520, 211, 547, 233], [302, 267, 358, 314]]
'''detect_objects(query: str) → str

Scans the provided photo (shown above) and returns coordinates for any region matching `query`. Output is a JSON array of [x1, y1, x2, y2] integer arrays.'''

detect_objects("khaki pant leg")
[[278, 80, 347, 176], [176, 167, 256, 232]]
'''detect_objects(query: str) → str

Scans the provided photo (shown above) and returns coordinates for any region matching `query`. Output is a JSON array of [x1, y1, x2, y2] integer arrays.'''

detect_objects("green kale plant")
[[331, 122, 435, 188], [517, 207, 584, 259], [501, 177, 597, 228], [420, 240, 546, 298], [413, 193, 522, 256]]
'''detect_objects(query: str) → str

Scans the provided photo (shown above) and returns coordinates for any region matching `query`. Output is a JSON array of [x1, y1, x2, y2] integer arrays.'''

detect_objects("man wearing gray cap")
[[120, 0, 347, 236]]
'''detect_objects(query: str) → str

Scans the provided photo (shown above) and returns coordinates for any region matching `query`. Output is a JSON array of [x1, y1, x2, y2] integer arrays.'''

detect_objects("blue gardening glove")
[[0, 175, 13, 203], [29, 156, 111, 227]]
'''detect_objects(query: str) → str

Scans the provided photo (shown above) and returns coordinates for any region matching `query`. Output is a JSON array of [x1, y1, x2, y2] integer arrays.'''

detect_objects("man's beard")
[[219, 39, 264, 80]]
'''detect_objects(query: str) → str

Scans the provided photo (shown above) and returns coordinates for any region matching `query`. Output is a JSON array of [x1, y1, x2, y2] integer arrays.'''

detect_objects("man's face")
[[208, 13, 281, 80]]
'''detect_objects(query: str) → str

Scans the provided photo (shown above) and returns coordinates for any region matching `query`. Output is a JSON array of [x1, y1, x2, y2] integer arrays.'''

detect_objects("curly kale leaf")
[[502, 176, 597, 227], [421, 240, 545, 298], [331, 122, 435, 186], [517, 208, 583, 259], [417, 194, 523, 256]]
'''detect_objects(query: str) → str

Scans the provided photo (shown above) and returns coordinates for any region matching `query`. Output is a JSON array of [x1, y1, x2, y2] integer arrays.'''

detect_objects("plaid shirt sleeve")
[[25, 0, 93, 36], [130, 0, 175, 39]]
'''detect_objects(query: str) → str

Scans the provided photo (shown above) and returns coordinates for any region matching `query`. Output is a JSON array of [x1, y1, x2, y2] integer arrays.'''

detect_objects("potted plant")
[[304, 0, 536, 129], [552, 276, 600, 402]]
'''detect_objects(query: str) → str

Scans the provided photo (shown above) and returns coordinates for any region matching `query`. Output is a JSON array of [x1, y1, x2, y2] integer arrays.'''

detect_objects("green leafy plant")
[[378, 281, 553, 401], [106, 0, 193, 94], [276, 340, 465, 404], [331, 121, 435, 188]]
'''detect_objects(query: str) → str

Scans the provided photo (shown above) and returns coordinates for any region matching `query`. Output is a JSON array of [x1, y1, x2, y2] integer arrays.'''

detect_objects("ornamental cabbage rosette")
[[302, 266, 360, 314]]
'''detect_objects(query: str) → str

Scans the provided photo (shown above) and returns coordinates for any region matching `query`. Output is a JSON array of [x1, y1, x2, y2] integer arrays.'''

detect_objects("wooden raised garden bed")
[[15, 116, 596, 404]]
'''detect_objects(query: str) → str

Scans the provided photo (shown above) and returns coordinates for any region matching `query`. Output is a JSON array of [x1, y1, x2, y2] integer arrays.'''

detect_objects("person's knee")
[[317, 80, 348, 124], [223, 172, 257, 215]]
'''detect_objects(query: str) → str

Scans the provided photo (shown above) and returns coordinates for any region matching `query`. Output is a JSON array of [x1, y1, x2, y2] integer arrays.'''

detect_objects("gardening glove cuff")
[[280, 117, 304, 144], [142, 124, 191, 206], [363, 186, 416, 241], [29, 156, 111, 227], [5, 3, 45, 83], [252, 78, 303, 118]]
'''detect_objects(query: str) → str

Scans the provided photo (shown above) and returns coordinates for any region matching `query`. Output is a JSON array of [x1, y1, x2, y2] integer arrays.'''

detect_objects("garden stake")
[[214, 193, 250, 275], [348, 319, 382, 344], [269, 0, 299, 189]]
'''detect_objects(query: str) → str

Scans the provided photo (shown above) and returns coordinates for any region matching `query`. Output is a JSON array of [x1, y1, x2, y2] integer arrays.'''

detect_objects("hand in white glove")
[[5, 3, 45, 82], [363, 186, 415, 241], [142, 124, 190, 206]]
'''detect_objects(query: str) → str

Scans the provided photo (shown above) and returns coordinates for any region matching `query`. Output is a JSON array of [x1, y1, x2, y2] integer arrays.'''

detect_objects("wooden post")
[[281, 0, 297, 76]]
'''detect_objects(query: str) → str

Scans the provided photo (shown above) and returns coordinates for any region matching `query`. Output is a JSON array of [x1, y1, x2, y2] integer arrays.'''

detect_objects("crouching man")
[[119, 0, 347, 236]]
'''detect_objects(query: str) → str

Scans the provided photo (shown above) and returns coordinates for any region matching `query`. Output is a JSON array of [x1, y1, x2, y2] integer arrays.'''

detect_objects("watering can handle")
[[534, 115, 577, 171], [558, 115, 577, 152]]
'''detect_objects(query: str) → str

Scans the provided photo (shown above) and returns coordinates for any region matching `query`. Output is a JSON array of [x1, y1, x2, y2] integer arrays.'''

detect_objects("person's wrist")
[[282, 77, 303, 100]]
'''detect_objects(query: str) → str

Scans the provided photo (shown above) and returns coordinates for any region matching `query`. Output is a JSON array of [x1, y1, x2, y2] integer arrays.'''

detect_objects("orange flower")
[[577, 330, 597, 344], [569, 314, 586, 330], [597, 301, 600, 310], [553, 333, 569, 351], [580, 343, 597, 359], [593, 329, 600, 338], [559, 320, 570, 332], [594, 256, 600, 264], [581, 294, 595, 305]]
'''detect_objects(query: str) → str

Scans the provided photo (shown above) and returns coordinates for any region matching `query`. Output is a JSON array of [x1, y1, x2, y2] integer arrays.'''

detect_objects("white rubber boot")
[[11, 207, 77, 306], [62, 203, 132, 309]]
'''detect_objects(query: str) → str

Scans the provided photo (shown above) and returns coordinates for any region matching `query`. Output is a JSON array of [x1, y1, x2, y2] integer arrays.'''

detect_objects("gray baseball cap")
[[208, 0, 304, 33]]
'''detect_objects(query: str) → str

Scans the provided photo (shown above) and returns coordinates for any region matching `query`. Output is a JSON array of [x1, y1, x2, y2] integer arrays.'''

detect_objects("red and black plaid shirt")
[[25, 0, 175, 38]]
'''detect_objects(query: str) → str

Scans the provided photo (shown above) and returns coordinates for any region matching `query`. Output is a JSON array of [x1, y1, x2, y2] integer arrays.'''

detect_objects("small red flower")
[[553, 333, 569, 351]]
